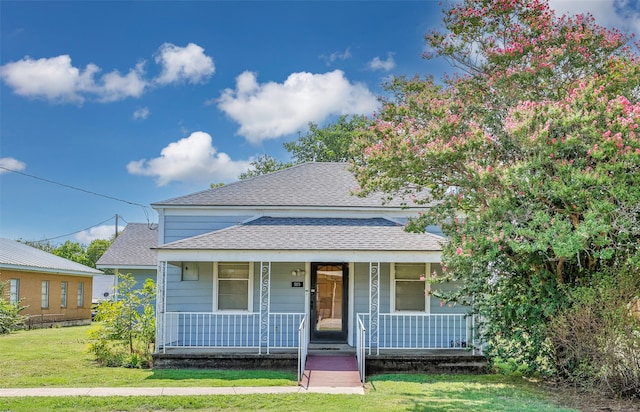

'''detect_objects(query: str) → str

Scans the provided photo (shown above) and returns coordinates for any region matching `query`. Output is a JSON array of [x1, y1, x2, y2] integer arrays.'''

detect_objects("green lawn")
[[0, 325, 579, 411]]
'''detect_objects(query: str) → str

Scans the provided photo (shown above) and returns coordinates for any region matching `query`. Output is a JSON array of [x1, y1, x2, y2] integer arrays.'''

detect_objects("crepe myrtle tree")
[[351, 0, 640, 375]]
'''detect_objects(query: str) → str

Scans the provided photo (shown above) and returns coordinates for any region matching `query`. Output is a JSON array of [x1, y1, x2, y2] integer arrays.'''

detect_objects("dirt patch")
[[543, 382, 640, 412]]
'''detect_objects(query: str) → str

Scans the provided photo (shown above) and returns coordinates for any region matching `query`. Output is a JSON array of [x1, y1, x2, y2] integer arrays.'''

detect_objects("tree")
[[88, 273, 156, 368], [352, 0, 640, 378], [86, 239, 112, 268], [24, 238, 113, 269], [238, 115, 371, 180]]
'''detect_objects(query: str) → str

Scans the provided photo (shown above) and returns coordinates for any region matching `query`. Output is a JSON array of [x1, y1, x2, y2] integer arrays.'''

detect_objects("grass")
[[0, 325, 579, 411]]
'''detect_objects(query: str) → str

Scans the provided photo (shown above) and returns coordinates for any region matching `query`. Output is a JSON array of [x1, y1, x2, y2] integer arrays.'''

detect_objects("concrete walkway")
[[0, 385, 364, 397]]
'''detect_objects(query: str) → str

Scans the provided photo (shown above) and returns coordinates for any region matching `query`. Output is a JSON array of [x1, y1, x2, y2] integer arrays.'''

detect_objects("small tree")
[[88, 274, 155, 368], [0, 281, 26, 334]]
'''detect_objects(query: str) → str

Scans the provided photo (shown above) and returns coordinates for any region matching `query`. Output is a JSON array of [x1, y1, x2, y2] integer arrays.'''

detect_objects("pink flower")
[[456, 247, 463, 255]]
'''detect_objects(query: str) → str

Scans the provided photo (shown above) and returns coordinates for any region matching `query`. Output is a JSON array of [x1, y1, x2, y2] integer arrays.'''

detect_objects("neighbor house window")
[[77, 282, 84, 307], [41, 280, 49, 309], [60, 282, 68, 308], [9, 279, 19, 304], [217, 262, 251, 311], [393, 263, 428, 312]]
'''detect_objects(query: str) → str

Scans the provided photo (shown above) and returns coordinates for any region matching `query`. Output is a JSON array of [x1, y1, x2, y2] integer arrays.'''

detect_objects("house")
[[95, 223, 158, 296], [0, 238, 102, 327], [150, 163, 484, 376]]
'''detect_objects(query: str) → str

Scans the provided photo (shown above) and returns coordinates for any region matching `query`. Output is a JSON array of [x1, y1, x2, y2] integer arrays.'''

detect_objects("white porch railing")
[[356, 317, 366, 383], [297, 315, 309, 383], [160, 312, 306, 352], [357, 313, 472, 355]]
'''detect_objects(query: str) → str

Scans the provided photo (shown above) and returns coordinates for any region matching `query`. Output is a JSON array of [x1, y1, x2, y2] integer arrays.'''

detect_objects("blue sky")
[[1, 1, 639, 245]]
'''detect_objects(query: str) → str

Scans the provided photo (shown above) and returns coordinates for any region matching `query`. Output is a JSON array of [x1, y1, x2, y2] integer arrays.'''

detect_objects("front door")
[[310, 262, 348, 342]]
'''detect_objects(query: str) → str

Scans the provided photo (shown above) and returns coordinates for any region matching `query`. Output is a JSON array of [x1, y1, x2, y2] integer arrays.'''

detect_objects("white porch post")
[[259, 261, 271, 355], [369, 262, 380, 355], [155, 261, 167, 353]]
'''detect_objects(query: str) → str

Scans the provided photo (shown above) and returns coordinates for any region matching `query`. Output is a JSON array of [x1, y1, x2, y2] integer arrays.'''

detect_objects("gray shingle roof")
[[152, 162, 424, 208], [0, 238, 102, 276], [96, 224, 158, 267], [157, 217, 444, 251]]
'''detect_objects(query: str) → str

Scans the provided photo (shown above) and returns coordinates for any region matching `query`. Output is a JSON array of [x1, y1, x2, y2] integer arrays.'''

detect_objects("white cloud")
[[75, 225, 116, 243], [133, 107, 150, 120], [126, 131, 251, 186], [368, 53, 396, 72], [549, 0, 640, 36], [320, 48, 352, 66], [0, 157, 26, 173], [0, 42, 215, 104], [154, 43, 215, 85], [217, 70, 379, 144]]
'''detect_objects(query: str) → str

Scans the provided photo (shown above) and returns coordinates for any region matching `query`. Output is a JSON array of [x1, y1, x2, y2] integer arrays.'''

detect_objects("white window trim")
[[390, 262, 431, 314], [9, 279, 19, 304], [60, 281, 68, 308], [212, 262, 254, 312]]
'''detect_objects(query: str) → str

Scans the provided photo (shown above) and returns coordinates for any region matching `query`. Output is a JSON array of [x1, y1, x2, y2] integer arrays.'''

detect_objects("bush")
[[0, 281, 26, 334], [550, 272, 640, 398], [87, 274, 155, 368]]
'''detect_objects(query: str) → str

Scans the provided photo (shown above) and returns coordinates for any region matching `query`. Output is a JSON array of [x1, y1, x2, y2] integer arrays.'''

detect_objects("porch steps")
[[300, 355, 362, 388]]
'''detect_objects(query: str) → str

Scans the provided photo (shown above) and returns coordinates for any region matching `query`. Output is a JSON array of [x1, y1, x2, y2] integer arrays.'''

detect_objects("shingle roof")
[[96, 224, 158, 267], [157, 217, 444, 251], [152, 162, 426, 208], [0, 238, 103, 276]]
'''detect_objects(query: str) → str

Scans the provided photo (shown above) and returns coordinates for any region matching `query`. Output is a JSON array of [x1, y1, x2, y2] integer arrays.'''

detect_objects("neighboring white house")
[[150, 162, 474, 358]]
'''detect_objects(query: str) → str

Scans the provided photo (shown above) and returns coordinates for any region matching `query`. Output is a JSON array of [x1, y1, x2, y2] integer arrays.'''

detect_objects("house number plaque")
[[291, 281, 304, 288]]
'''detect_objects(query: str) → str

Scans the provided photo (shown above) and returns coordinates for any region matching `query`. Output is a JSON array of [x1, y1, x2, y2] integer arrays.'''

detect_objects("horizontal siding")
[[269, 262, 305, 313], [165, 262, 214, 312], [163, 215, 251, 243]]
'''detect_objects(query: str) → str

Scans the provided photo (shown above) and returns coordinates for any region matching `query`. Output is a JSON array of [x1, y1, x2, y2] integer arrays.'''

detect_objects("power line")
[[38, 215, 116, 242], [0, 166, 150, 210]]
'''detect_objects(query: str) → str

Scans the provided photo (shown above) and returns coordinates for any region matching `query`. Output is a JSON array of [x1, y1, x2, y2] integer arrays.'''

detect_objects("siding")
[[165, 262, 214, 312], [163, 215, 251, 243], [269, 262, 305, 313]]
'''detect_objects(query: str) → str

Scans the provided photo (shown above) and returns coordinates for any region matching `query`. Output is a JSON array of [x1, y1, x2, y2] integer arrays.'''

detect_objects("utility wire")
[[38, 215, 116, 242], [0, 166, 150, 210]]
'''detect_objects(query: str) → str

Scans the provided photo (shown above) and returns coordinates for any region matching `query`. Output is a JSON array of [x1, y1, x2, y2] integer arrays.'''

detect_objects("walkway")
[[300, 355, 363, 389], [0, 386, 364, 397]]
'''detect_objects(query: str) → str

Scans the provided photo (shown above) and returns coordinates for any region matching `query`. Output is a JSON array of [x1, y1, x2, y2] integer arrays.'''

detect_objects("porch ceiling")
[[156, 217, 445, 252]]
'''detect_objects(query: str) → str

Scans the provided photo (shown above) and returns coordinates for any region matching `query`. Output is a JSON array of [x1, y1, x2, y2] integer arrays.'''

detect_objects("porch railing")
[[161, 312, 305, 352], [297, 315, 309, 383], [357, 313, 472, 355], [356, 317, 366, 383]]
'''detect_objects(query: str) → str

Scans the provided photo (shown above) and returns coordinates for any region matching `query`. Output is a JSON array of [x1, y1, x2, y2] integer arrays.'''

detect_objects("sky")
[[1, 1, 639, 245]]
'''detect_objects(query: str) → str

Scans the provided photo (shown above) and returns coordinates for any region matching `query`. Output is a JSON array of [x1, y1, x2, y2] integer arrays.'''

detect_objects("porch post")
[[259, 261, 271, 355], [155, 261, 167, 353], [369, 262, 380, 355]]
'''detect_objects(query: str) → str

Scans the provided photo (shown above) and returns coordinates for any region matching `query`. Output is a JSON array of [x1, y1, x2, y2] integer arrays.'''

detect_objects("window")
[[182, 262, 199, 281], [60, 282, 68, 308], [9, 279, 19, 304], [77, 282, 84, 307], [41, 280, 49, 309], [217, 262, 250, 311], [393, 263, 428, 312]]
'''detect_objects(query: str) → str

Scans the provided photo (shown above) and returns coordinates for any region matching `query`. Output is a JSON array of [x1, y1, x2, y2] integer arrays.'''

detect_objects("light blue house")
[[150, 162, 477, 370]]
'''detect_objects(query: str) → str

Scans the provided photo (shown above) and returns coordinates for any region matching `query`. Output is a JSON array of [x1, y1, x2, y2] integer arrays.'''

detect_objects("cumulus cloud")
[[126, 131, 251, 186], [217, 70, 378, 144], [0, 157, 26, 173], [320, 48, 352, 66], [154, 43, 215, 85], [368, 53, 396, 72], [0, 43, 214, 104], [133, 107, 150, 120], [549, 0, 640, 36], [75, 225, 116, 243]]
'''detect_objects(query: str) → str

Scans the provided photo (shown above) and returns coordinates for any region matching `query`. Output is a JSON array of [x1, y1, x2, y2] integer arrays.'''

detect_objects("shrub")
[[87, 274, 155, 368], [0, 281, 26, 334]]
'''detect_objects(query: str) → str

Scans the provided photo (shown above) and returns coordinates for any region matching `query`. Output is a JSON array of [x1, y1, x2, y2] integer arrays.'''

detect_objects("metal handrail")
[[297, 315, 309, 383], [356, 317, 366, 383]]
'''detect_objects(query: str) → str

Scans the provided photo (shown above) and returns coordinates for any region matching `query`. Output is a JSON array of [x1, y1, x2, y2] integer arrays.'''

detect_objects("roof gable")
[[152, 162, 421, 209], [0, 238, 102, 276], [96, 223, 158, 268]]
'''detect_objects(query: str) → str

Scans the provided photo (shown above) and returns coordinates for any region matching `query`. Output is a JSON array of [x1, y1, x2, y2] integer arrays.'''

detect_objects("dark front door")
[[310, 262, 348, 342]]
